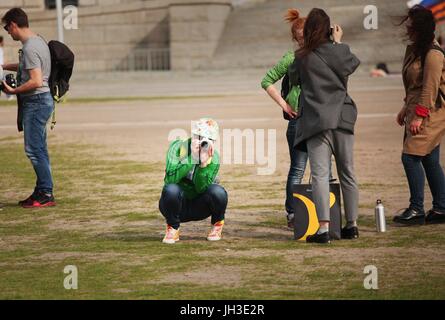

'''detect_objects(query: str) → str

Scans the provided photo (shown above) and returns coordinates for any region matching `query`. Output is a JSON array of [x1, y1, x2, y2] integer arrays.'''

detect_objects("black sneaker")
[[425, 209, 445, 224], [21, 191, 56, 208], [393, 208, 425, 225], [306, 231, 331, 244], [341, 226, 359, 239], [18, 192, 36, 206]]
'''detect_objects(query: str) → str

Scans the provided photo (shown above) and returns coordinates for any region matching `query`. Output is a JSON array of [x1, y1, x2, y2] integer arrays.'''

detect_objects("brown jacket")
[[402, 42, 445, 156]]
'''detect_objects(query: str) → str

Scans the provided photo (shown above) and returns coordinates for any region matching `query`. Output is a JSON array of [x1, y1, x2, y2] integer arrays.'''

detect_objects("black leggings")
[[159, 183, 228, 229]]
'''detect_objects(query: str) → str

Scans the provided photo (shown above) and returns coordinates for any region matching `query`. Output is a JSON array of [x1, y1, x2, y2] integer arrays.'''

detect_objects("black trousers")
[[159, 183, 228, 229]]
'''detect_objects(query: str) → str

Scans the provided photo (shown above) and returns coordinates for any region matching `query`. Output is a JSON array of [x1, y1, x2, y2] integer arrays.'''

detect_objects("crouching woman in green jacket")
[[159, 118, 228, 244]]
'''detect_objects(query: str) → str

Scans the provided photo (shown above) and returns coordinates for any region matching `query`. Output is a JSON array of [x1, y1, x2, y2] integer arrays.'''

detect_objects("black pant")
[[159, 184, 228, 229]]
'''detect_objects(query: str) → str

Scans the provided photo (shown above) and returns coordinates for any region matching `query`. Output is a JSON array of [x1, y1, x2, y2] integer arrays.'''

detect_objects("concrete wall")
[[169, 1, 231, 70], [1, 1, 169, 72], [2, 0, 440, 73], [0, 0, 45, 12], [78, 0, 156, 6], [0, 0, 155, 10], [0, 0, 232, 72], [209, 0, 410, 72], [0, 0, 44, 63]]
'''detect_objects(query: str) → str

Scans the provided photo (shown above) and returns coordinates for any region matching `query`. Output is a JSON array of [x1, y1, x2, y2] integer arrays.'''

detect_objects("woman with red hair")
[[261, 9, 307, 228]]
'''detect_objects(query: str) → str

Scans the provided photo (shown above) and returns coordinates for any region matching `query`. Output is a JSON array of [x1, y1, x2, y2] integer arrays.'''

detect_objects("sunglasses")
[[3, 23, 10, 32]]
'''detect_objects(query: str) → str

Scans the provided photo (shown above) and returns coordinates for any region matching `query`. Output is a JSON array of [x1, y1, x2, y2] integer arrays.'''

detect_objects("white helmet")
[[191, 118, 219, 141]]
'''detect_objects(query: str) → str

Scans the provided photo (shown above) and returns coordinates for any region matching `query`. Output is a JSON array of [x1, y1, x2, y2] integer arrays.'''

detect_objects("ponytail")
[[285, 8, 300, 23], [285, 9, 306, 43]]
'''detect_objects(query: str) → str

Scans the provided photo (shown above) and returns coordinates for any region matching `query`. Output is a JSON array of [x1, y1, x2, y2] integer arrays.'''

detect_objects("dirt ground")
[[0, 74, 440, 214], [1, 74, 444, 299]]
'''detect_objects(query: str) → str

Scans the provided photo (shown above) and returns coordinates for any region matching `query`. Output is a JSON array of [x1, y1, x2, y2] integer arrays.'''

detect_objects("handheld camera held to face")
[[199, 137, 213, 152], [192, 119, 218, 152], [198, 137, 214, 166], [191, 118, 219, 166]]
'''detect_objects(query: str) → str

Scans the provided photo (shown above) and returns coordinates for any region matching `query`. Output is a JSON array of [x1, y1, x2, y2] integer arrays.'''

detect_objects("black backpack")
[[47, 40, 74, 129], [48, 40, 74, 103], [281, 73, 292, 121]]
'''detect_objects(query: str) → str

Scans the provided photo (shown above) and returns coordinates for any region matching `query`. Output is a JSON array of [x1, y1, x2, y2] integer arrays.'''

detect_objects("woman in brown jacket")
[[394, 5, 445, 225]]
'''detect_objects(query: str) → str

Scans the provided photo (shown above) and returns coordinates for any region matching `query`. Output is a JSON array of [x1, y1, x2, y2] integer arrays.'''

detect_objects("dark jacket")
[[288, 42, 360, 148]]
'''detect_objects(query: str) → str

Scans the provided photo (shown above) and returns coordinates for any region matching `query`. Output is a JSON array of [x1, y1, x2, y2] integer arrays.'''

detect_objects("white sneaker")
[[207, 220, 224, 241], [162, 225, 179, 244]]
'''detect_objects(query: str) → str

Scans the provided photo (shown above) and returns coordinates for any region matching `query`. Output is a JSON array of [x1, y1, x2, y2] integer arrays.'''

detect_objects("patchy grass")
[[0, 142, 444, 299]]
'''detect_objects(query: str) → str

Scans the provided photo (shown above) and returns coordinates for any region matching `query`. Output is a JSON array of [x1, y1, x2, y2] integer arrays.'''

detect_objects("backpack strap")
[[50, 104, 56, 130]]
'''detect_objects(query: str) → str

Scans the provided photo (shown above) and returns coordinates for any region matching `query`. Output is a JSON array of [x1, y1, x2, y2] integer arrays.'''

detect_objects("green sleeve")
[[164, 140, 194, 185], [261, 51, 295, 90], [192, 152, 220, 194], [287, 85, 301, 112]]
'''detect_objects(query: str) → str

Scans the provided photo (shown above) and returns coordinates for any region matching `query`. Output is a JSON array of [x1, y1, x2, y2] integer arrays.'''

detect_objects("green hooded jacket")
[[163, 138, 220, 199]]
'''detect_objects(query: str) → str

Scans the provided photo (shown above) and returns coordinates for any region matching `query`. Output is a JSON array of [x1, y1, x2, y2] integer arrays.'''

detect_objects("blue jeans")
[[402, 145, 445, 211], [285, 119, 308, 214], [21, 92, 54, 195]]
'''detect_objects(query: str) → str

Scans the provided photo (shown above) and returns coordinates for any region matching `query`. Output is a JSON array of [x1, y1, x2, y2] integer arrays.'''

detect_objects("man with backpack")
[[1, 8, 56, 208]]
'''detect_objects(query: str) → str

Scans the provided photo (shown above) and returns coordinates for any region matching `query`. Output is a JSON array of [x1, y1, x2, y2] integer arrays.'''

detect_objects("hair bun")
[[285, 8, 300, 22]]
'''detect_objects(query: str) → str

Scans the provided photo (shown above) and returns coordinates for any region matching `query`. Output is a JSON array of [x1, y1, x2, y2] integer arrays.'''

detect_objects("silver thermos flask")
[[375, 199, 386, 232]]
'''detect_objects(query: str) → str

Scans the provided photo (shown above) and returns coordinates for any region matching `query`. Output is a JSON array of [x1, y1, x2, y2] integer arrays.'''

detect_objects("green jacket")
[[261, 50, 301, 112], [163, 138, 220, 199]]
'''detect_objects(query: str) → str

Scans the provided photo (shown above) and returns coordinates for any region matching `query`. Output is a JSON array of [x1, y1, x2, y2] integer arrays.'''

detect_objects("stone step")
[[205, 0, 410, 70]]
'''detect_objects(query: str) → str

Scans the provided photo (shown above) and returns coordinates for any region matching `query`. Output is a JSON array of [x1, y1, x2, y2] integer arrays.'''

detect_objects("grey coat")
[[288, 42, 360, 149]]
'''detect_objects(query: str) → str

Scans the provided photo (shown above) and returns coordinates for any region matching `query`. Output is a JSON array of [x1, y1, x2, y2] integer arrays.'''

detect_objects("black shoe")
[[393, 208, 425, 225], [18, 192, 36, 206], [21, 191, 56, 208], [341, 226, 359, 239], [425, 209, 445, 224], [306, 231, 331, 244], [287, 214, 294, 229]]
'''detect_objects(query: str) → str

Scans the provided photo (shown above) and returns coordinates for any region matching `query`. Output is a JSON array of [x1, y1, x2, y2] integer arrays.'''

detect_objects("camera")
[[199, 138, 213, 152], [0, 73, 17, 93]]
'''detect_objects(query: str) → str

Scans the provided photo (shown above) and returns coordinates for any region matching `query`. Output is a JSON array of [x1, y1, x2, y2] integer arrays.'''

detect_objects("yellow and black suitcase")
[[292, 183, 342, 240]]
